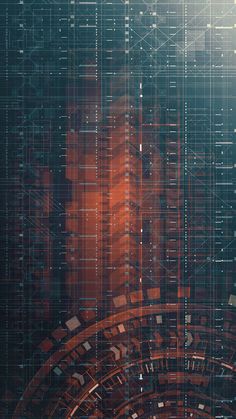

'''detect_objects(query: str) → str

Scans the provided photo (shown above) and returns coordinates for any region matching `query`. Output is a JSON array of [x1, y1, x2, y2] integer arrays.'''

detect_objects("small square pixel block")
[[52, 327, 67, 341], [147, 287, 160, 300], [65, 316, 81, 331], [113, 295, 127, 308], [130, 290, 143, 304]]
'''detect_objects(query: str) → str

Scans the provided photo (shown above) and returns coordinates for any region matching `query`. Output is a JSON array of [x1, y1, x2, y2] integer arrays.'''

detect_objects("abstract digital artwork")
[[1, 0, 236, 418]]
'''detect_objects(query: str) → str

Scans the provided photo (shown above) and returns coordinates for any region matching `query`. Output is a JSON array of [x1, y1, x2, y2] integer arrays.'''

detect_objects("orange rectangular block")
[[130, 290, 143, 304], [147, 287, 160, 300]]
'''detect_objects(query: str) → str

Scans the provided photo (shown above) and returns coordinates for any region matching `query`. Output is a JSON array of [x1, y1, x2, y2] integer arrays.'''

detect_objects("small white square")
[[158, 402, 164, 408], [198, 404, 205, 410], [83, 341, 91, 351]]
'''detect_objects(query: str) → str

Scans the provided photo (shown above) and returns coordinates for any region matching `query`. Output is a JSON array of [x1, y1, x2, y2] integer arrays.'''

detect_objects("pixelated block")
[[72, 372, 85, 386], [118, 324, 125, 333], [113, 294, 127, 308], [110, 346, 120, 361], [118, 343, 127, 358], [39, 338, 53, 353], [83, 341, 91, 351], [52, 327, 67, 341], [228, 294, 236, 307], [65, 316, 81, 331], [130, 290, 143, 303], [53, 367, 62, 376], [147, 287, 160, 300]]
